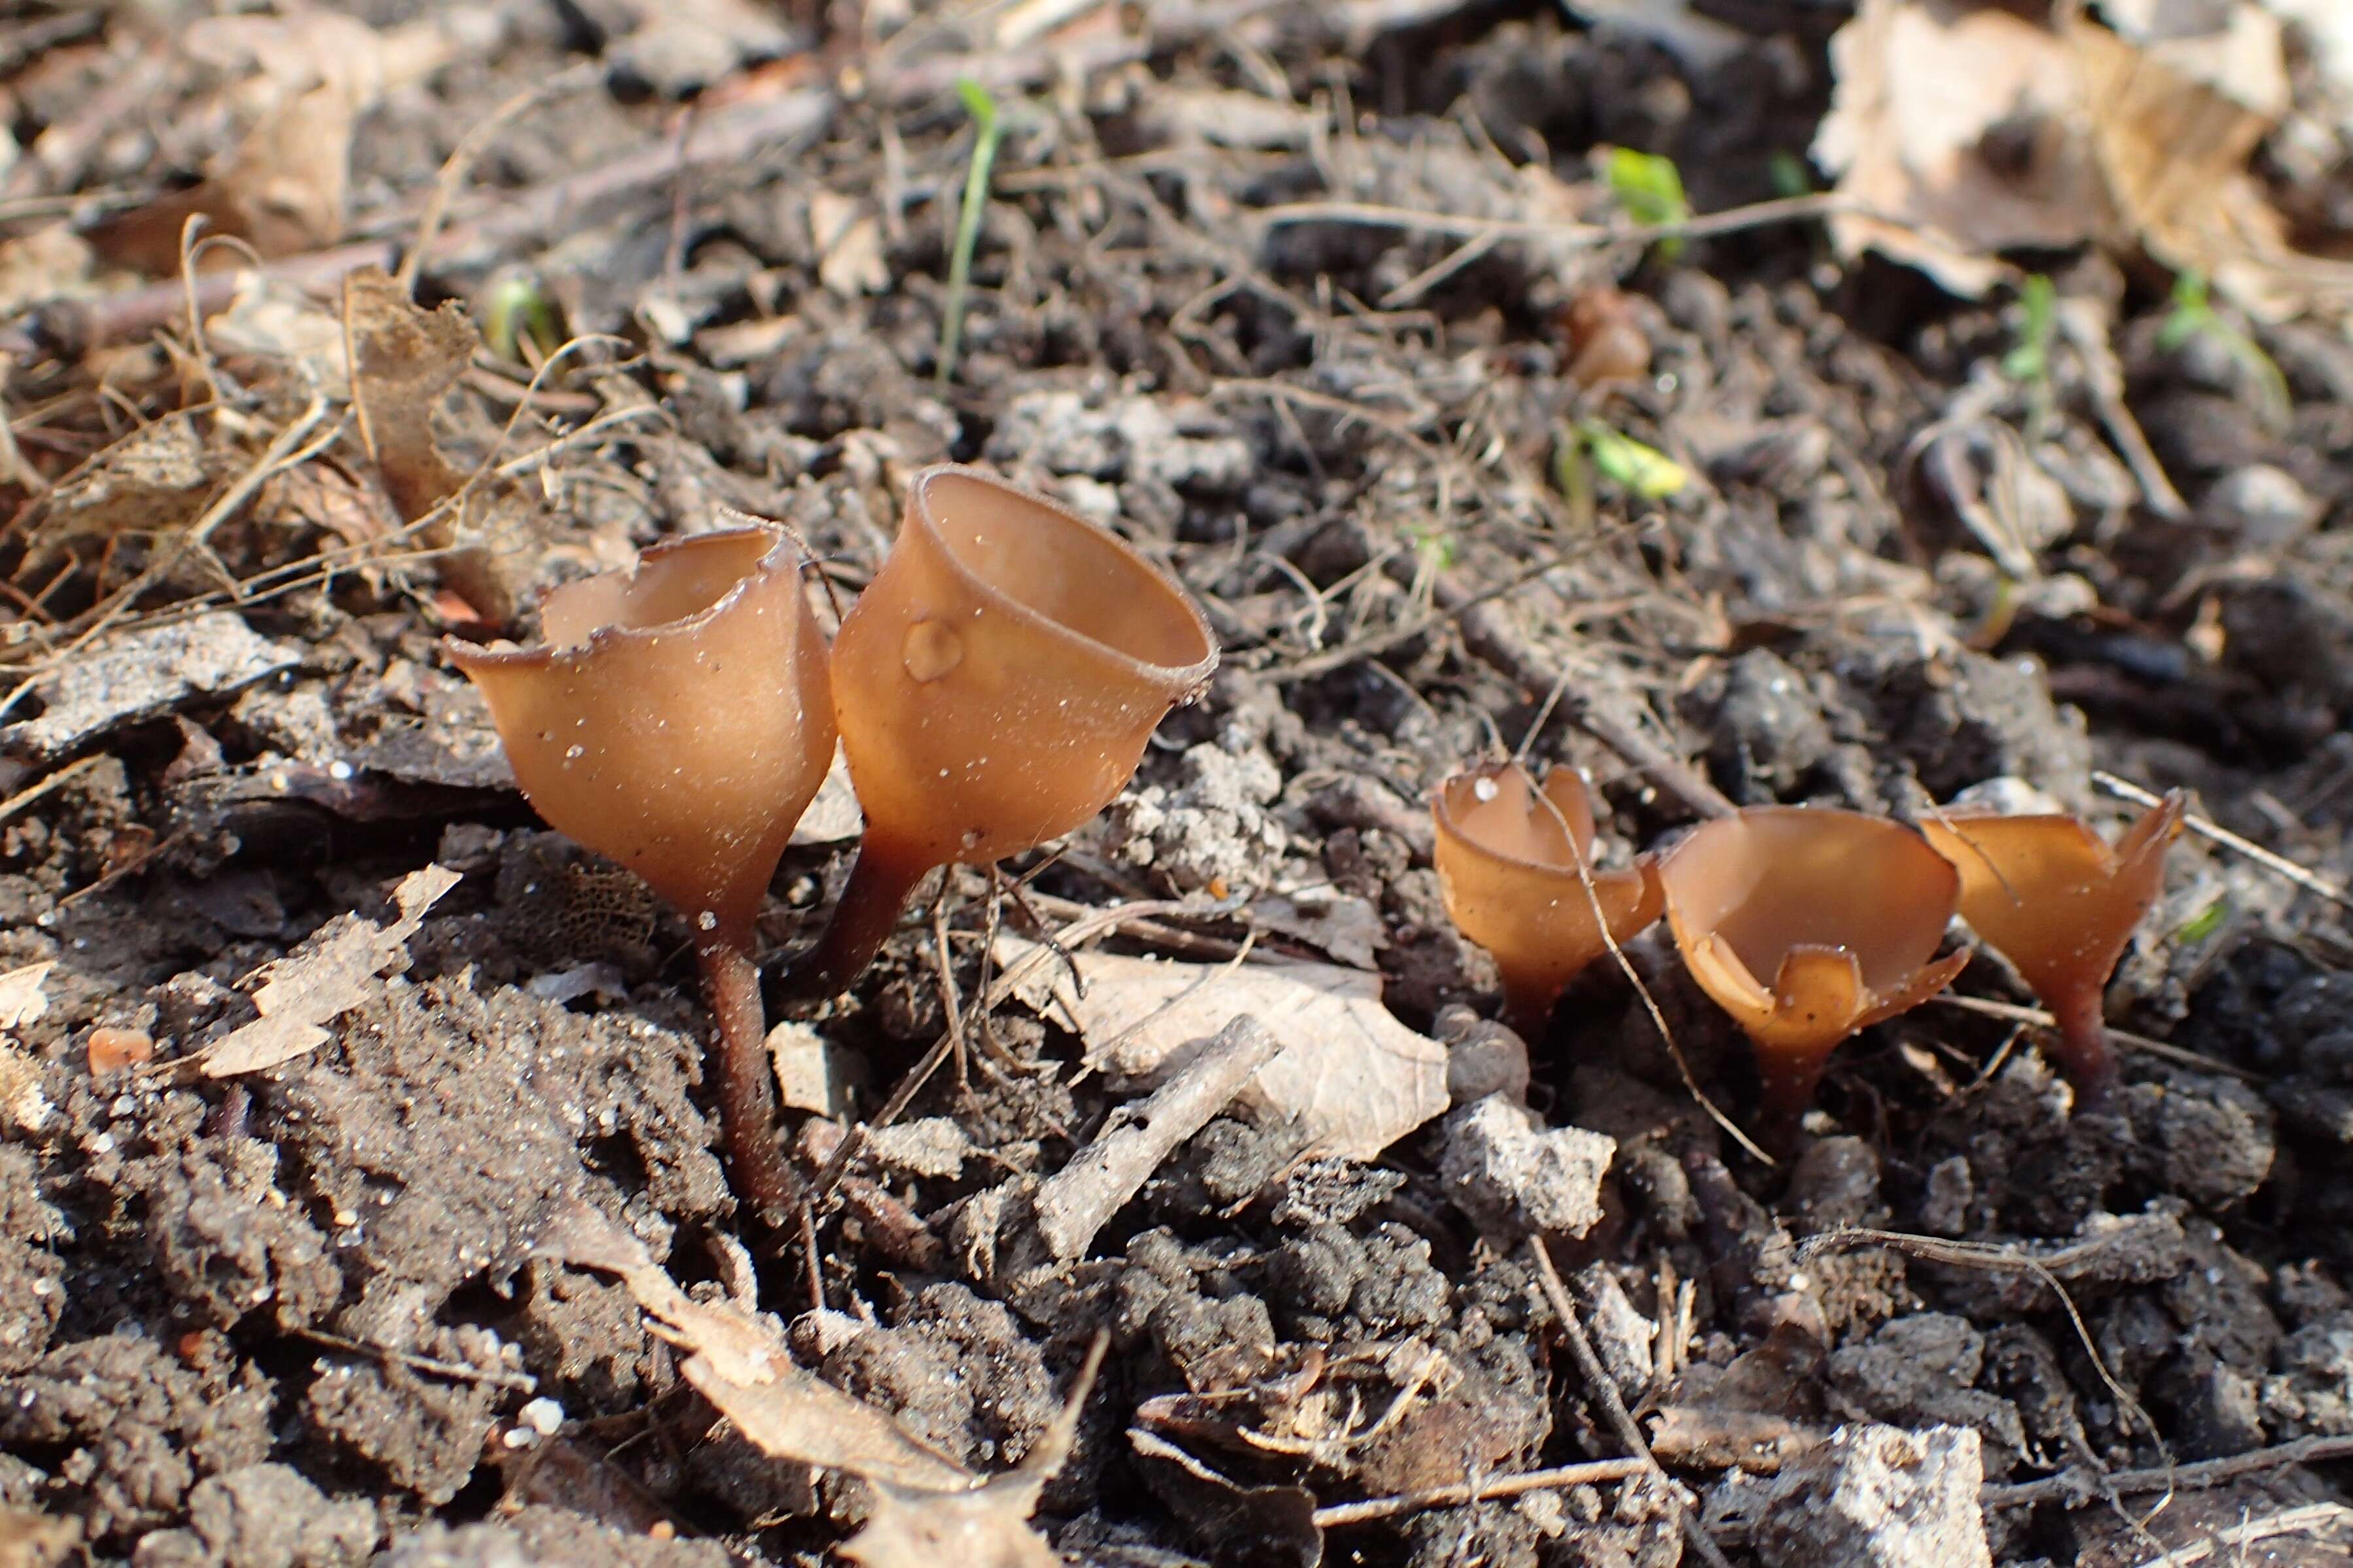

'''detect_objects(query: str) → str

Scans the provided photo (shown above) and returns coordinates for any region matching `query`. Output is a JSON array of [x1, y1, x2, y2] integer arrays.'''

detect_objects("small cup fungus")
[[1919, 793, 2184, 1106], [779, 465, 1218, 1000], [1431, 761, 1663, 1032], [1658, 806, 1970, 1128], [447, 525, 833, 1218]]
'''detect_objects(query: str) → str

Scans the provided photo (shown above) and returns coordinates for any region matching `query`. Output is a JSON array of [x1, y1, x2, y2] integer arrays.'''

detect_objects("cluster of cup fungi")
[[450, 458, 2183, 1218], [448, 465, 1217, 1219], [1434, 759, 2184, 1136]]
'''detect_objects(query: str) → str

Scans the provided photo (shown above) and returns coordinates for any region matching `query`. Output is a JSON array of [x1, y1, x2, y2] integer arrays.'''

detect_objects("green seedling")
[[482, 272, 564, 365], [1604, 147, 1690, 260], [2002, 274, 2057, 385], [936, 77, 1005, 386], [1767, 151, 1813, 201], [1578, 419, 1687, 501], [2176, 895, 2228, 946], [2161, 270, 2290, 432], [2003, 274, 2058, 437]]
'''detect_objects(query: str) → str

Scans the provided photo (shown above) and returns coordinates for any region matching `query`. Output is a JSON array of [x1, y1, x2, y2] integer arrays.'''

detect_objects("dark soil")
[[3, 1, 2353, 1564]]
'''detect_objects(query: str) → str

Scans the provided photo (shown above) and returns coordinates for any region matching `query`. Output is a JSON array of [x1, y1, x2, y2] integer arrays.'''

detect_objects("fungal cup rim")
[[905, 463, 1219, 695]]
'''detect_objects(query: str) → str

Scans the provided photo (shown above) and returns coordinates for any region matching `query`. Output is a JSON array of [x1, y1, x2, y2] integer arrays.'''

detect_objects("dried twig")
[[1933, 993, 2264, 1083], [2095, 770, 2353, 913], [1312, 1456, 1651, 1527], [1981, 1434, 2353, 1511], [1529, 1239, 1736, 1568], [1443, 577, 1734, 820], [1022, 1014, 1281, 1265]]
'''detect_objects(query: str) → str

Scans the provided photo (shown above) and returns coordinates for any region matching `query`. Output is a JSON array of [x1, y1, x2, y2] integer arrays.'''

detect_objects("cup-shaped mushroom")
[[781, 464, 1218, 1000], [447, 526, 835, 1221], [1658, 807, 1969, 1127], [1432, 762, 1664, 1032], [1919, 793, 2183, 1105], [446, 526, 836, 948]]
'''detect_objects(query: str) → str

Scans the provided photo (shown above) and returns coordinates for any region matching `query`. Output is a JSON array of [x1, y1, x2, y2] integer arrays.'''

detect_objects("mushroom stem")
[[775, 845, 929, 1005], [2045, 985, 2119, 1111], [1756, 1041, 1835, 1143], [696, 936, 794, 1222]]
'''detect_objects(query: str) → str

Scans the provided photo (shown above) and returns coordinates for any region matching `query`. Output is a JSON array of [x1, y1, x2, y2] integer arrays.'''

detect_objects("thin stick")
[[2094, 770, 2353, 912], [1528, 1239, 1736, 1568], [398, 62, 603, 296], [1256, 190, 1854, 247], [1933, 993, 2265, 1083], [1312, 1457, 1651, 1527], [1981, 1434, 2353, 1510], [0, 755, 100, 827]]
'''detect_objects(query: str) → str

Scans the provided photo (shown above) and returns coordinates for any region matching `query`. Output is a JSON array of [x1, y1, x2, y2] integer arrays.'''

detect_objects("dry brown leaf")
[[28, 418, 217, 561], [0, 613, 300, 762], [208, 276, 352, 395], [534, 1201, 790, 1387], [810, 192, 888, 299], [342, 265, 534, 622], [1814, 0, 2103, 296], [2068, 13, 2353, 322], [0, 963, 54, 1135], [994, 938, 1447, 1159], [0, 1502, 77, 1568], [200, 864, 460, 1077], [537, 1202, 977, 1492], [1818, 0, 2353, 321], [181, 10, 475, 116], [0, 963, 52, 1035], [88, 82, 355, 274], [0, 224, 92, 319], [839, 1335, 1107, 1568], [343, 266, 473, 523]]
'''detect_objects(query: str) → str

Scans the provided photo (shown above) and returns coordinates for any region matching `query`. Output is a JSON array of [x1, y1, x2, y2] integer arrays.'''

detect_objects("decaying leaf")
[[994, 938, 1448, 1160], [0, 224, 93, 319], [208, 276, 353, 396], [0, 963, 52, 1035], [1813, 0, 2103, 297], [836, 1338, 1107, 1568], [344, 266, 474, 522], [1816, 0, 2353, 320], [343, 266, 536, 622], [25, 417, 218, 561], [811, 192, 889, 299], [87, 82, 356, 274], [0, 962, 54, 1135], [2067, 14, 2353, 323], [200, 864, 460, 1077], [0, 1502, 77, 1568], [544, 1201, 1103, 1565], [537, 1201, 976, 1490], [181, 9, 476, 116]]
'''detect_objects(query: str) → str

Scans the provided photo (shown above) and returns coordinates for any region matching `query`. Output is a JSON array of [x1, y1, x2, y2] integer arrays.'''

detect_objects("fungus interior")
[[1659, 806, 1967, 1126], [780, 465, 1218, 1001], [1919, 793, 2183, 1103], [1431, 761, 1662, 1032]]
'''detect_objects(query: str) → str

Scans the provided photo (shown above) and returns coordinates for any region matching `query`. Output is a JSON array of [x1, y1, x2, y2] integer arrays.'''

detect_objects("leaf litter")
[[993, 935, 1449, 1160]]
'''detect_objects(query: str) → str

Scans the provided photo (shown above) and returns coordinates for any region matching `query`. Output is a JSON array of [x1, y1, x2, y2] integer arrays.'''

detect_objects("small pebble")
[[87, 1027, 154, 1076], [519, 1396, 564, 1435]]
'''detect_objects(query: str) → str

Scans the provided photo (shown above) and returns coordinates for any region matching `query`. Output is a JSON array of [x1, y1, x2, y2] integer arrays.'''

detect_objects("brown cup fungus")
[[1431, 762, 1663, 1032], [447, 526, 833, 1219], [1919, 794, 2184, 1107], [780, 465, 1218, 1000], [1659, 807, 1970, 1129]]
